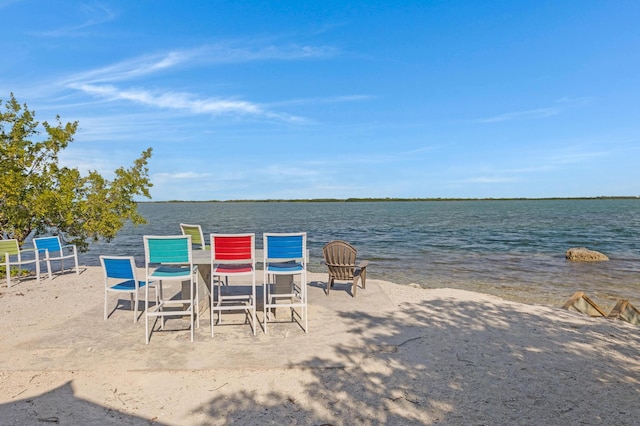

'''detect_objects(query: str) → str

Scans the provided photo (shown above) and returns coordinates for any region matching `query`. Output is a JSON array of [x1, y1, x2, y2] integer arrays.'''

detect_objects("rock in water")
[[565, 247, 609, 262]]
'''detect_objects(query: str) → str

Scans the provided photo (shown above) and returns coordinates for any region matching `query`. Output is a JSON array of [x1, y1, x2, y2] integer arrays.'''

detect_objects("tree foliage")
[[0, 93, 153, 251]]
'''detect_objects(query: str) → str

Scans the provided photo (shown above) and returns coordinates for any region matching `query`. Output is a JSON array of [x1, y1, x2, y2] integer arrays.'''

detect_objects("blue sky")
[[1, 1, 639, 200]]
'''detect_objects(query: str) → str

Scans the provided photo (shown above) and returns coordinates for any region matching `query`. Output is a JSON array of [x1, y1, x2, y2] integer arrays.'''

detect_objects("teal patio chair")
[[210, 233, 257, 336], [33, 236, 79, 279], [180, 223, 210, 250], [100, 255, 157, 323], [143, 235, 199, 344], [1, 239, 41, 287], [263, 232, 308, 334]]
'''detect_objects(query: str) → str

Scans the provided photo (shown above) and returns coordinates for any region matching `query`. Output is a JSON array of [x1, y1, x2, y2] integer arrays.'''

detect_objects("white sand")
[[1, 266, 640, 425]]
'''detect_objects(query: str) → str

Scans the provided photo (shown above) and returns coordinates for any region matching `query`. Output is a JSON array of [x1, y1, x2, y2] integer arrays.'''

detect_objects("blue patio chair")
[[143, 235, 199, 344], [263, 232, 308, 334], [33, 236, 79, 279], [100, 255, 157, 323], [1, 239, 41, 287], [210, 233, 257, 336]]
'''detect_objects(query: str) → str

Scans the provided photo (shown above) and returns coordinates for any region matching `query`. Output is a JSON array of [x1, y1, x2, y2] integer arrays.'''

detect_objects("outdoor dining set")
[[2, 225, 368, 345]]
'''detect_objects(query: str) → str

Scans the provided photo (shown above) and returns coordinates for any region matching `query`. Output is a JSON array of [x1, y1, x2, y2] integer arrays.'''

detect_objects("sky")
[[1, 1, 639, 201]]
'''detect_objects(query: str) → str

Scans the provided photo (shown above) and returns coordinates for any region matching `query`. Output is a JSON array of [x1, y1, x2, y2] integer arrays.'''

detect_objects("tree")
[[0, 93, 153, 251]]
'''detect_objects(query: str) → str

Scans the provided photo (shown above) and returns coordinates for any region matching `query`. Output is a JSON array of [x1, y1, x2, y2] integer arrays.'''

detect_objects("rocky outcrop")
[[565, 247, 609, 262]]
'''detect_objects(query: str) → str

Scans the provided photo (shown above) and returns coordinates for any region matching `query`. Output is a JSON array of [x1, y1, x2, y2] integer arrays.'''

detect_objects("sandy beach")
[[1, 266, 639, 425]]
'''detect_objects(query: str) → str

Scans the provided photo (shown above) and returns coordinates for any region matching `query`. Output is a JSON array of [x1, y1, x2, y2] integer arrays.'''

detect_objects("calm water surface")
[[82, 199, 640, 310]]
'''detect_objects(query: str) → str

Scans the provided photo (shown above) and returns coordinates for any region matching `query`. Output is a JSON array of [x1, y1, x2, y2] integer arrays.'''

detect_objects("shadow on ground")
[[0, 382, 162, 425], [2, 278, 640, 425]]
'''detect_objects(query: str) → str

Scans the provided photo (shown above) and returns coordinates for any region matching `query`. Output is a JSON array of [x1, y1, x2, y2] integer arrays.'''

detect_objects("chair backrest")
[[144, 235, 192, 265], [0, 239, 20, 257], [263, 233, 306, 262], [180, 224, 206, 249], [100, 255, 136, 281], [323, 240, 357, 280], [33, 236, 62, 253], [211, 233, 255, 263]]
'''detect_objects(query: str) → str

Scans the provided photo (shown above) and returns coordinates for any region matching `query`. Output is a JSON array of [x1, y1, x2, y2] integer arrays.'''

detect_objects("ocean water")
[[81, 199, 640, 310]]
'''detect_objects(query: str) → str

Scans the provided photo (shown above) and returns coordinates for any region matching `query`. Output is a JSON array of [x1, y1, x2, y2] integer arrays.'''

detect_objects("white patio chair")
[[210, 233, 257, 336], [100, 255, 157, 323], [180, 223, 210, 250], [1, 239, 41, 287], [263, 232, 308, 334], [144, 235, 199, 344], [33, 236, 79, 279]]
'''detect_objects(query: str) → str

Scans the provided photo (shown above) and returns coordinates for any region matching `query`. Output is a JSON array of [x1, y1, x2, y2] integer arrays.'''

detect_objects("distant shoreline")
[[140, 196, 640, 203]]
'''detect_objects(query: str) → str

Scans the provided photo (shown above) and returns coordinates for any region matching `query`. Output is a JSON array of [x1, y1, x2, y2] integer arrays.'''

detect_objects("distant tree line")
[[148, 196, 639, 203]]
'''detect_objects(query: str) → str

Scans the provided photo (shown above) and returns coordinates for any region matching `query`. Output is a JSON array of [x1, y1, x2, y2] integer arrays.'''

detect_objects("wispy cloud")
[[31, 3, 116, 37], [548, 149, 606, 165], [0, 0, 24, 9], [457, 176, 518, 184], [453, 145, 607, 187], [60, 43, 335, 122], [474, 96, 591, 124], [62, 51, 196, 85], [64, 43, 336, 85], [202, 41, 338, 63], [475, 107, 560, 123], [72, 83, 306, 122], [69, 83, 265, 116], [554, 96, 591, 106], [262, 164, 321, 178], [267, 94, 374, 107], [153, 172, 213, 183]]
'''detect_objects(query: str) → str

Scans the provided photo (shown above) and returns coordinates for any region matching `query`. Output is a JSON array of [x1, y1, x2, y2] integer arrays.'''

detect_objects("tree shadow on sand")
[[0, 381, 161, 425], [3, 283, 640, 425], [195, 289, 640, 425]]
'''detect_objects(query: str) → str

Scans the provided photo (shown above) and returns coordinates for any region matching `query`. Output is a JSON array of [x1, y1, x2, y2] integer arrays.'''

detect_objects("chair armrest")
[[20, 248, 40, 259], [61, 244, 77, 251], [357, 260, 369, 269]]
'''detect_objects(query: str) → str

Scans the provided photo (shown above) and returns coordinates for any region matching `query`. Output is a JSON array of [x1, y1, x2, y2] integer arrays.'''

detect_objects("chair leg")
[[252, 278, 257, 336], [214, 277, 215, 337], [353, 275, 360, 297], [303, 275, 308, 333], [361, 268, 367, 289], [5, 263, 11, 288], [195, 274, 200, 329], [132, 293, 137, 323], [263, 275, 268, 334], [190, 277, 194, 343], [304, 302, 308, 333], [262, 274, 266, 330], [158, 281, 165, 330], [145, 284, 150, 344], [217, 280, 222, 323]]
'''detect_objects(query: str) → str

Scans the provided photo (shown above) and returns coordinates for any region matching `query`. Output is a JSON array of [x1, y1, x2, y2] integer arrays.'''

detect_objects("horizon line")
[[139, 195, 640, 203]]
